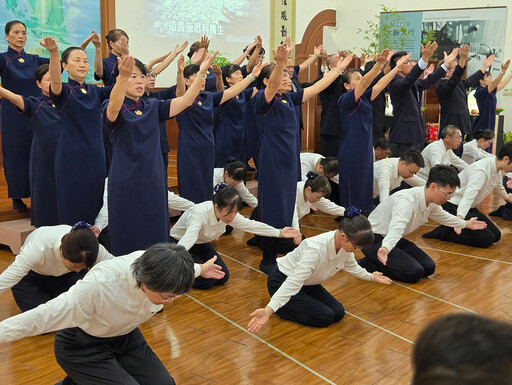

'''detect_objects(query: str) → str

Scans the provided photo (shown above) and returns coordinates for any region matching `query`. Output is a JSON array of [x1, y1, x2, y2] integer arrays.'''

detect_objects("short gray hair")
[[132, 243, 195, 294]]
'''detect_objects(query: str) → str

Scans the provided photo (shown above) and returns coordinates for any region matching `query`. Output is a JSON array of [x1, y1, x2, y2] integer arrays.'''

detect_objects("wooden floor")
[[0, 153, 511, 384]]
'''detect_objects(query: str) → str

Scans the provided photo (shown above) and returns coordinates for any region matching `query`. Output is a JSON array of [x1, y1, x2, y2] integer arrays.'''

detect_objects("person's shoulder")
[[89, 251, 143, 282]]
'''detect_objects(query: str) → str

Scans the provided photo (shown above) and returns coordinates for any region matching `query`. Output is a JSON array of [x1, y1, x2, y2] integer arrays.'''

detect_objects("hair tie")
[[214, 182, 228, 194], [226, 156, 237, 164], [344, 205, 361, 218], [71, 221, 92, 231], [306, 171, 318, 180]]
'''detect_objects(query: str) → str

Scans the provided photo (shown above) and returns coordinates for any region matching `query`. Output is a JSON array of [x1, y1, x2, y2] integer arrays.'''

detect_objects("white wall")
[[295, 0, 336, 44]]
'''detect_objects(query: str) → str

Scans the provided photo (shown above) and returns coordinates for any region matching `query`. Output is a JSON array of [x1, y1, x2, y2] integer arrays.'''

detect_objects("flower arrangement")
[[496, 107, 504, 115]]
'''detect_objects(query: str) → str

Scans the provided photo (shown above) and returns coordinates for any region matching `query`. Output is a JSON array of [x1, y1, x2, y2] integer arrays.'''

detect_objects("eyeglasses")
[[348, 238, 361, 250], [159, 293, 181, 302], [147, 73, 157, 79], [439, 186, 454, 199]]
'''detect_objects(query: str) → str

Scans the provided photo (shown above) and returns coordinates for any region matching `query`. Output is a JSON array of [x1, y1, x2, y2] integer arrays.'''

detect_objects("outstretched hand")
[[248, 308, 272, 333], [117, 56, 135, 78], [250, 62, 267, 78], [91, 30, 101, 48], [372, 271, 392, 285], [273, 45, 288, 65], [483, 54, 495, 70], [190, 47, 206, 65], [336, 53, 354, 72], [443, 47, 459, 66], [395, 52, 412, 68], [421, 41, 438, 61], [177, 54, 185, 72], [375, 49, 389, 66], [465, 217, 488, 231], [199, 51, 218, 73], [459, 44, 470, 61], [174, 41, 188, 55], [39, 36, 59, 53], [280, 227, 302, 239], [377, 247, 388, 265], [200, 255, 225, 279], [501, 59, 510, 74]]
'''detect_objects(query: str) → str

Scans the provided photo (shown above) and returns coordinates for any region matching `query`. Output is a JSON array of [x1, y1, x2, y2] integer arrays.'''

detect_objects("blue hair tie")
[[306, 171, 318, 180], [71, 221, 92, 231], [226, 156, 237, 164], [214, 182, 228, 193], [344, 205, 361, 218]]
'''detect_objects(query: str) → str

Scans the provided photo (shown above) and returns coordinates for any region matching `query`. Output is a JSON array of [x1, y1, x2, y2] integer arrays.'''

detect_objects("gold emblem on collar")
[[198, 101, 202, 106], [134, 110, 142, 115], [80, 88, 87, 94], [235, 95, 239, 99], [282, 99, 288, 103], [52, 104, 55, 108], [18, 58, 24, 63]]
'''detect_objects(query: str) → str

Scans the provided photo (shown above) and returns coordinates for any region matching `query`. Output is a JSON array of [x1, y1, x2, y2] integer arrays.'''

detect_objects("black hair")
[[113, 58, 146, 77], [340, 69, 360, 93], [60, 227, 99, 269], [439, 125, 460, 139], [132, 243, 195, 294], [224, 159, 246, 182], [413, 313, 512, 385], [222, 64, 242, 87], [304, 172, 331, 197], [5, 20, 26, 35], [105, 29, 129, 52], [61, 46, 85, 64], [390, 51, 408, 69], [319, 157, 339, 176], [497, 141, 512, 162], [256, 63, 276, 89], [183, 64, 200, 79], [373, 137, 390, 150], [35, 64, 50, 82], [400, 148, 425, 168], [339, 212, 374, 248], [244, 45, 265, 57], [213, 185, 243, 213], [426, 165, 460, 188], [474, 129, 494, 141]]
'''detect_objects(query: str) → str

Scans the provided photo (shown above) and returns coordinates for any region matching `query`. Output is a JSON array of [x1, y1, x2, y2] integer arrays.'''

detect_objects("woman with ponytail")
[[213, 158, 258, 208], [0, 222, 113, 312], [170, 184, 300, 289], [247, 208, 391, 332]]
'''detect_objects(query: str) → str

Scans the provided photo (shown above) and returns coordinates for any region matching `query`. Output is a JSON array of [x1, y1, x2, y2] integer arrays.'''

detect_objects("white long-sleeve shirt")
[[170, 201, 280, 250], [94, 177, 194, 231], [449, 157, 508, 218], [373, 157, 425, 200], [0, 225, 114, 295], [368, 186, 466, 252], [417, 140, 468, 180], [461, 139, 494, 165], [268, 231, 373, 312], [213, 168, 258, 208], [0, 251, 163, 344], [292, 182, 345, 229], [300, 152, 339, 184]]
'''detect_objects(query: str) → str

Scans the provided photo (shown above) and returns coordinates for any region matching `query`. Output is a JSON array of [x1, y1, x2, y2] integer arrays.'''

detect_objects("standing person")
[[0, 64, 60, 226], [0, 20, 49, 211], [472, 60, 511, 133], [94, 28, 129, 86], [435, 44, 494, 156], [0, 243, 224, 384], [422, 143, 512, 248], [175, 52, 264, 203], [462, 129, 495, 164], [103, 53, 216, 256], [169, 185, 300, 289], [0, 223, 112, 312], [247, 210, 391, 332], [40, 37, 112, 225], [338, 49, 412, 213], [387, 43, 458, 157], [360, 165, 486, 283], [214, 64, 258, 167], [254, 45, 354, 273], [416, 125, 468, 181]]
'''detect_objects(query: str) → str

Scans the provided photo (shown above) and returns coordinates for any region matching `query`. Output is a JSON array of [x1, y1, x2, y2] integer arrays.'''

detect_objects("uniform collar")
[[207, 202, 219, 226], [7, 46, 24, 56], [67, 78, 86, 87], [419, 187, 428, 212], [327, 231, 338, 260]]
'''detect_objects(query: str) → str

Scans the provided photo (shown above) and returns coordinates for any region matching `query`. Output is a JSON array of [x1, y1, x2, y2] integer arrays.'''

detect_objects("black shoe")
[[223, 225, 234, 235], [422, 226, 445, 239], [247, 236, 260, 247], [489, 205, 505, 217], [259, 261, 275, 275], [502, 206, 512, 221], [12, 198, 28, 212]]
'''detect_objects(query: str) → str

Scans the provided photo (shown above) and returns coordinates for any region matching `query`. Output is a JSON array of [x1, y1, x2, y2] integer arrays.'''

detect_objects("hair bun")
[[226, 156, 237, 164], [214, 182, 228, 193], [72, 221, 92, 231], [306, 171, 318, 180], [344, 205, 361, 218]]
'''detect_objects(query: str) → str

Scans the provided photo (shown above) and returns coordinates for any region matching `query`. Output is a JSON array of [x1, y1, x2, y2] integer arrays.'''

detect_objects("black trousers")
[[361, 234, 435, 283], [170, 237, 229, 290], [267, 267, 344, 328], [427, 202, 501, 248], [320, 134, 340, 158], [389, 143, 422, 158], [11, 270, 86, 312], [55, 327, 174, 385]]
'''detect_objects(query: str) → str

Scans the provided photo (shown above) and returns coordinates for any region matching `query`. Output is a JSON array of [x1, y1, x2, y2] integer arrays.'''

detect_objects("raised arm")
[[232, 37, 257, 66], [298, 45, 323, 73], [220, 62, 264, 104], [371, 53, 412, 101], [105, 56, 134, 122], [169, 51, 218, 117], [175, 54, 186, 97], [90, 31, 103, 82], [488, 60, 509, 93], [498, 65, 512, 92], [39, 37, 62, 95], [353, 48, 388, 101], [0, 85, 24, 111], [302, 53, 354, 103], [151, 41, 188, 75], [264, 45, 287, 102], [213, 64, 225, 92], [246, 35, 263, 73]]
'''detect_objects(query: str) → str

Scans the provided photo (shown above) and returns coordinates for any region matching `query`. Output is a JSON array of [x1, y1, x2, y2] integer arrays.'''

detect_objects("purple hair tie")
[[71, 221, 92, 231], [214, 182, 228, 193], [344, 205, 361, 218]]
